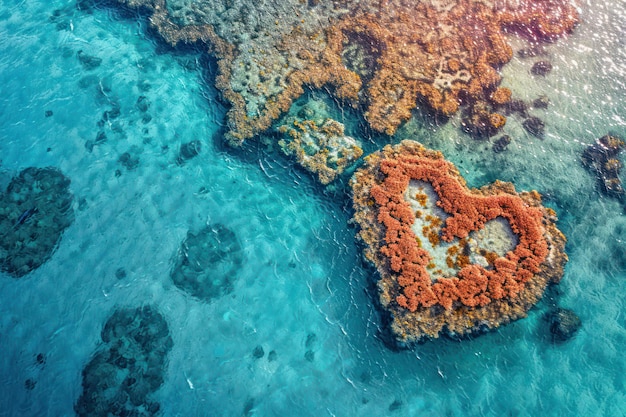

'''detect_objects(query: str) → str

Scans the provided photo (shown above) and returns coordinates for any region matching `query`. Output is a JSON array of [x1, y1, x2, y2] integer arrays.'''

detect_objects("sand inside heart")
[[405, 180, 518, 277]]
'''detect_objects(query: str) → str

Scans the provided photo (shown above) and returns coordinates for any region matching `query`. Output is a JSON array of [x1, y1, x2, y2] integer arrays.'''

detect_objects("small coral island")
[[351, 140, 567, 344], [276, 97, 363, 184]]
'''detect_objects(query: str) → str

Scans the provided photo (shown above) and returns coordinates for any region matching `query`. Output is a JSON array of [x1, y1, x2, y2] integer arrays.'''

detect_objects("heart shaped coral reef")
[[351, 140, 567, 345]]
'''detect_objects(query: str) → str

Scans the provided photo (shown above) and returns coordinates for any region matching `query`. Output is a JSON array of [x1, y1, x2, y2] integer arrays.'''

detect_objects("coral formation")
[[75, 305, 173, 417], [351, 140, 567, 344], [276, 97, 363, 184], [113, 0, 578, 144], [77, 50, 102, 70], [0, 167, 74, 277], [461, 103, 507, 139], [582, 134, 625, 201], [170, 224, 244, 301]]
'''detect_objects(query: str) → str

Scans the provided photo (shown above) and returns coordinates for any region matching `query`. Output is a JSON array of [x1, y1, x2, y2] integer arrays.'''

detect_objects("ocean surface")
[[1, 1, 625, 416]]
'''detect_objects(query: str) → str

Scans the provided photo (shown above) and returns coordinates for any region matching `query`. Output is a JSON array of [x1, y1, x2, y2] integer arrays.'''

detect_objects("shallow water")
[[1, 1, 625, 416]]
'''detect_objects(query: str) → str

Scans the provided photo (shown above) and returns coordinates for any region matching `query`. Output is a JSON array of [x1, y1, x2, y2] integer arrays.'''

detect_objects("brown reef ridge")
[[113, 0, 578, 145]]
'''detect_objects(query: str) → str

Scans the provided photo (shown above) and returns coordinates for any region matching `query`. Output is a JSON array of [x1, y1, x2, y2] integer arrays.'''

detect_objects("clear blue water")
[[1, 1, 625, 416]]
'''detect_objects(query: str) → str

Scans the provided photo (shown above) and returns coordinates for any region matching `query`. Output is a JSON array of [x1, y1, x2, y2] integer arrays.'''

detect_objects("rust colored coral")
[[371, 148, 550, 311], [351, 140, 568, 343]]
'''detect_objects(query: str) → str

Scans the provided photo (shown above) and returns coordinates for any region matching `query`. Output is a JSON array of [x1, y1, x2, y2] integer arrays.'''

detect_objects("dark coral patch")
[[170, 224, 244, 301], [75, 305, 173, 417], [0, 167, 74, 277]]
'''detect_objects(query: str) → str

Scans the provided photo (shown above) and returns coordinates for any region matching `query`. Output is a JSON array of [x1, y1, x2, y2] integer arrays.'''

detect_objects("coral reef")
[[170, 224, 244, 301], [582, 134, 625, 202], [351, 140, 567, 344], [276, 97, 363, 184], [0, 167, 74, 277], [113, 0, 578, 144], [75, 305, 173, 417]]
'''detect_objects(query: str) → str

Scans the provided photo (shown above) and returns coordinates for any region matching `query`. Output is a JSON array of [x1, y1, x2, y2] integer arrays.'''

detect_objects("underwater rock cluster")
[[0, 167, 74, 277], [75, 305, 173, 417], [351, 140, 568, 344], [582, 134, 625, 202], [170, 224, 244, 301], [276, 97, 363, 184], [113, 0, 578, 145]]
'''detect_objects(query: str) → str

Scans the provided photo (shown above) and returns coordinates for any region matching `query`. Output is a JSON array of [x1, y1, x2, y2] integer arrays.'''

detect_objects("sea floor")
[[1, 1, 625, 416]]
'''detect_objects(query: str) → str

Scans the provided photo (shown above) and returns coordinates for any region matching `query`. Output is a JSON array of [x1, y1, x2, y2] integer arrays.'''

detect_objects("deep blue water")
[[1, 1, 625, 416]]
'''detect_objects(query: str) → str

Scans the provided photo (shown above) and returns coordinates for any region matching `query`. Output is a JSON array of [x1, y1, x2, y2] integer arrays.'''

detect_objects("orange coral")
[[373, 150, 550, 311], [489, 113, 507, 130], [351, 140, 568, 344], [490, 87, 512, 106], [499, 0, 580, 41]]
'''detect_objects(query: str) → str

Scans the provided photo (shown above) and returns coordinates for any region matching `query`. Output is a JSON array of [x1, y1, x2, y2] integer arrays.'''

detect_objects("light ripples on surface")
[[0, 0, 625, 416]]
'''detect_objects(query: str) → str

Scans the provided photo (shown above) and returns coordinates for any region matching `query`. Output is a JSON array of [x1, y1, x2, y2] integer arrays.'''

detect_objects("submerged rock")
[[582, 134, 625, 201], [547, 307, 581, 341], [77, 50, 102, 70], [531, 60, 553, 76], [503, 99, 529, 118], [0, 167, 74, 277], [252, 345, 265, 359], [493, 135, 512, 153], [136, 95, 151, 112], [522, 116, 545, 138], [118, 152, 140, 170], [176, 140, 202, 164], [461, 103, 506, 139], [350, 140, 568, 345], [170, 224, 244, 301], [532, 95, 550, 109]]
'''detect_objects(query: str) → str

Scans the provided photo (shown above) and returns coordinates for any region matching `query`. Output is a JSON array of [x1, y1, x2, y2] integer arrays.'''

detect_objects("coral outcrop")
[[113, 0, 578, 144], [351, 140, 567, 344], [75, 305, 173, 417], [170, 224, 244, 301], [276, 97, 363, 184], [0, 167, 74, 277]]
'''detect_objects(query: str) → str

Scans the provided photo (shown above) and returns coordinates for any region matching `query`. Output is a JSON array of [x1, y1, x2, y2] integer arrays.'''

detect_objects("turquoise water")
[[1, 1, 625, 416]]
